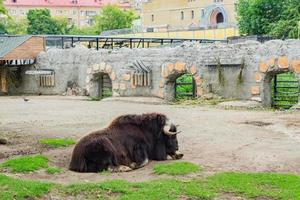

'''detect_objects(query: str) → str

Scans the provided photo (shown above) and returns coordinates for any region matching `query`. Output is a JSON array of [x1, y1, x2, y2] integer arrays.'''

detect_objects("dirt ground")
[[0, 96, 299, 184]]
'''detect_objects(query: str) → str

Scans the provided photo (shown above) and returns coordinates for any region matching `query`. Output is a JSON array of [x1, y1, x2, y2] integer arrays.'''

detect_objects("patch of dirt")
[[242, 121, 273, 127], [1, 96, 300, 184]]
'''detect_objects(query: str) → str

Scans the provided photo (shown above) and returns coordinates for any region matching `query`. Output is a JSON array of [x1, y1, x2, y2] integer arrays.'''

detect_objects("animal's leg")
[[108, 165, 133, 172], [131, 144, 149, 169]]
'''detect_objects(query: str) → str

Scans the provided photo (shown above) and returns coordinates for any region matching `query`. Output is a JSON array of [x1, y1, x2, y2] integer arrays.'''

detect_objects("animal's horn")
[[163, 125, 181, 135]]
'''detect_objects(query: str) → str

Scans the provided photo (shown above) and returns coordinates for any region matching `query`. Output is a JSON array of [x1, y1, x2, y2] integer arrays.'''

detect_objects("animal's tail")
[[69, 144, 87, 172]]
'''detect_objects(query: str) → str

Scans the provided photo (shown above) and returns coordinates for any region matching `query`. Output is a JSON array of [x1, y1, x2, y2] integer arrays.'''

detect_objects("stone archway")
[[86, 62, 118, 98], [252, 57, 300, 107], [158, 61, 203, 100]]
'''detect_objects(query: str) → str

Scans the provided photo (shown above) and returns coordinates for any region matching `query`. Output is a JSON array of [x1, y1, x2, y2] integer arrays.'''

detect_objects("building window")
[[191, 10, 194, 19], [181, 11, 184, 20], [56, 10, 63, 15], [73, 10, 77, 15], [81, 11, 86, 16], [86, 11, 97, 16], [9, 9, 17, 15], [201, 9, 205, 17], [151, 14, 154, 22]]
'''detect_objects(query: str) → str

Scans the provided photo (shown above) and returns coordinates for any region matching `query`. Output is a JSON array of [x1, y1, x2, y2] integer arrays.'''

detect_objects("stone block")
[[157, 89, 164, 98], [278, 56, 289, 69], [100, 62, 106, 71], [167, 63, 174, 73], [119, 83, 126, 90], [255, 73, 262, 83], [251, 96, 262, 102], [162, 68, 169, 78], [189, 65, 197, 75], [159, 80, 165, 88], [110, 71, 116, 81], [87, 68, 92, 74], [93, 64, 100, 71], [112, 82, 119, 90], [251, 86, 260, 95], [123, 73, 131, 81], [196, 87, 203, 97], [105, 64, 112, 74], [259, 61, 268, 73], [194, 76, 202, 86], [175, 62, 186, 72], [267, 58, 275, 67], [85, 77, 90, 84], [292, 60, 300, 73]]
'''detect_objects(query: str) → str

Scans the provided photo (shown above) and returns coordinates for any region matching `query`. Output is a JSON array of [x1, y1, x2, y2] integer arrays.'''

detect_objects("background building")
[[141, 0, 238, 32], [4, 0, 130, 27]]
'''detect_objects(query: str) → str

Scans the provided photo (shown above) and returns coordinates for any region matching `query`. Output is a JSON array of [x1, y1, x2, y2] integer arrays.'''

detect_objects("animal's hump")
[[108, 113, 166, 127]]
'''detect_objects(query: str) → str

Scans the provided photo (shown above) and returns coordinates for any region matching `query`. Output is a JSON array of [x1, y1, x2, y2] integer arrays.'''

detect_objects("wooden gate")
[[175, 74, 196, 99], [272, 72, 299, 109]]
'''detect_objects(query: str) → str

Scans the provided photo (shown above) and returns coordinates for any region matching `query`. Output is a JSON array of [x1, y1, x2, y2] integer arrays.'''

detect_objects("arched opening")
[[208, 7, 227, 27], [271, 72, 299, 109], [175, 74, 196, 99], [90, 73, 112, 99], [216, 12, 224, 24]]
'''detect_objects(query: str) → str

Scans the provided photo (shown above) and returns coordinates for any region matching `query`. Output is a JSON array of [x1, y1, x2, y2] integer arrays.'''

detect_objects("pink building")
[[4, 0, 131, 27]]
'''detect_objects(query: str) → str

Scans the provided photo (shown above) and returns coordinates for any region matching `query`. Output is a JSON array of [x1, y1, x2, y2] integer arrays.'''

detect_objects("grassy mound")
[[1, 155, 48, 173], [153, 161, 201, 175], [39, 138, 76, 148]]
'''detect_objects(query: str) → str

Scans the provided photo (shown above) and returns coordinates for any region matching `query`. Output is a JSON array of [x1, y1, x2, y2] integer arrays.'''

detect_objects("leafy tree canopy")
[[27, 9, 68, 35], [0, 0, 7, 15], [237, 0, 300, 38], [94, 5, 136, 34]]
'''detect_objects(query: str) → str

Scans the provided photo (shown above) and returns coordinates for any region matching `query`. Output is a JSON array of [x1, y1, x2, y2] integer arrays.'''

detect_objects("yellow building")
[[141, 0, 238, 32], [4, 0, 130, 27]]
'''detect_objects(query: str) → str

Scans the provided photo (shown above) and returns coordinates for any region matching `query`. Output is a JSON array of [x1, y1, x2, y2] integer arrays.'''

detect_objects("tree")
[[237, 0, 300, 38], [27, 9, 68, 35], [5, 18, 28, 34], [0, 0, 6, 15], [94, 5, 136, 34], [269, 0, 300, 38], [68, 26, 98, 35]]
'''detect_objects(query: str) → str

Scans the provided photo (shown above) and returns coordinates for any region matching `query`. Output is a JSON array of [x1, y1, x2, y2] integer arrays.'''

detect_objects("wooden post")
[[147, 72, 151, 86], [0, 67, 8, 93]]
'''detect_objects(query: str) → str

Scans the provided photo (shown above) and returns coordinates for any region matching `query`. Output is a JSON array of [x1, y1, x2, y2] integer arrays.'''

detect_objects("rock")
[[0, 137, 8, 145], [201, 93, 222, 100], [0, 152, 5, 159], [217, 100, 262, 109]]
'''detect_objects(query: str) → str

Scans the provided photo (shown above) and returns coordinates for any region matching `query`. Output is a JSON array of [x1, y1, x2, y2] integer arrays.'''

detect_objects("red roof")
[[4, 0, 130, 8]]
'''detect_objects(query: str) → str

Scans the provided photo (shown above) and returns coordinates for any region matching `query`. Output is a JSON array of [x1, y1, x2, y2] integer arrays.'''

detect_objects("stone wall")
[[11, 40, 300, 106]]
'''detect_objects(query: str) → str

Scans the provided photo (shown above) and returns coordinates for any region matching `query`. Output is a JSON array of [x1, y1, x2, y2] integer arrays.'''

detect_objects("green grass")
[[153, 161, 201, 175], [208, 172, 300, 199], [0, 174, 53, 200], [46, 166, 63, 174], [39, 138, 76, 148], [0, 155, 48, 173], [1, 172, 300, 200]]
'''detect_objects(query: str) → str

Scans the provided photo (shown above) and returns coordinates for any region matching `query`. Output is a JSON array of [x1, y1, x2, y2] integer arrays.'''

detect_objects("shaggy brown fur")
[[69, 113, 182, 173]]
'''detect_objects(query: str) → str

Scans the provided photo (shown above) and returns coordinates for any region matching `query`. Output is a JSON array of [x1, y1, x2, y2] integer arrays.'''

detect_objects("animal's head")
[[162, 123, 183, 160]]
